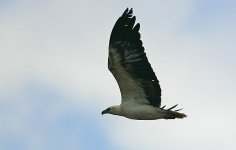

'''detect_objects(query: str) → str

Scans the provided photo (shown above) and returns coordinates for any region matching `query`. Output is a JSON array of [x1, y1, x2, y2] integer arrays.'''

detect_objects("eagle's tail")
[[163, 111, 187, 119], [161, 104, 187, 119]]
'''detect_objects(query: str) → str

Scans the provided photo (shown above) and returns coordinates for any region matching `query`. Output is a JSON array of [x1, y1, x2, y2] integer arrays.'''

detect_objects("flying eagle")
[[102, 8, 187, 120]]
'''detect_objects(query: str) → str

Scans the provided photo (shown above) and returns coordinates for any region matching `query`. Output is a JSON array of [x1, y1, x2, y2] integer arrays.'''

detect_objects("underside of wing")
[[108, 8, 162, 107]]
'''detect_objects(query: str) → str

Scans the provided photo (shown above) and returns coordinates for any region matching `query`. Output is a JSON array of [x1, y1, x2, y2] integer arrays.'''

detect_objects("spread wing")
[[108, 8, 162, 107]]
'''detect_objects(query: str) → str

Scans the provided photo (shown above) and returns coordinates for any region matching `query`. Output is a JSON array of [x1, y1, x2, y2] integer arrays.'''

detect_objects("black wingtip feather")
[[129, 8, 133, 16], [123, 8, 129, 16], [110, 8, 137, 44], [122, 8, 133, 17], [133, 23, 140, 32], [127, 16, 136, 29]]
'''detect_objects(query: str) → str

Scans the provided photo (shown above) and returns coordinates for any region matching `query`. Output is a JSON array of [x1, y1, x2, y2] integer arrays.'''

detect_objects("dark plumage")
[[109, 8, 161, 107]]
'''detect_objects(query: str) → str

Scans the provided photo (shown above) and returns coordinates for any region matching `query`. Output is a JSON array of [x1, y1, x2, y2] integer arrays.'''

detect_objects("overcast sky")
[[0, 0, 236, 150]]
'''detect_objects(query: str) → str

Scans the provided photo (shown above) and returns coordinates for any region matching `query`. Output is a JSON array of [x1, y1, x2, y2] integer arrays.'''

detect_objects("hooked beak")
[[101, 109, 109, 115]]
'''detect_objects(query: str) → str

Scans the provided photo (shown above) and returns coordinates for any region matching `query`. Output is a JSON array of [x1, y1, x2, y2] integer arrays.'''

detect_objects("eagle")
[[102, 8, 187, 120]]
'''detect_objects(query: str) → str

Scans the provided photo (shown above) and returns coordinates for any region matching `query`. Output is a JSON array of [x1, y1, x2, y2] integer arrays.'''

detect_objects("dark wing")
[[108, 8, 161, 107]]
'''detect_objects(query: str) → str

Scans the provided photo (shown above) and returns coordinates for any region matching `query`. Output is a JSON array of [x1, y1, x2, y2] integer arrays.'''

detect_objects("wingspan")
[[108, 8, 162, 107]]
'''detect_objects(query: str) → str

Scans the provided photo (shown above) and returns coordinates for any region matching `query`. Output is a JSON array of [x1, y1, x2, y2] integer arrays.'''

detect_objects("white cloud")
[[0, 0, 236, 150]]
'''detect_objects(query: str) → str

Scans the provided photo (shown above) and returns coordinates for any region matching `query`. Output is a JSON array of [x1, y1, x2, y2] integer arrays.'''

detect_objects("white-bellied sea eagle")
[[102, 8, 187, 120]]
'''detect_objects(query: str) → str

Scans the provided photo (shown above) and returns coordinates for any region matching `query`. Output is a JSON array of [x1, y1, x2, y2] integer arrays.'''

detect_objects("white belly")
[[121, 103, 164, 120]]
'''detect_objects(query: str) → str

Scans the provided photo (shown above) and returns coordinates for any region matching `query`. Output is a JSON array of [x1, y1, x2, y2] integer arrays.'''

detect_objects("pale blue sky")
[[0, 0, 236, 150]]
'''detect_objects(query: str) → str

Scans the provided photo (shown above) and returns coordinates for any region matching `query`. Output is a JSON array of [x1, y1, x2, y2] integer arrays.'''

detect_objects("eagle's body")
[[112, 104, 166, 120], [102, 8, 186, 120]]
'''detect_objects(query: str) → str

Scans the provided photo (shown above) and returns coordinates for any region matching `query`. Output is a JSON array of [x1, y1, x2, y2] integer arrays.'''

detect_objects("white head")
[[101, 105, 121, 116]]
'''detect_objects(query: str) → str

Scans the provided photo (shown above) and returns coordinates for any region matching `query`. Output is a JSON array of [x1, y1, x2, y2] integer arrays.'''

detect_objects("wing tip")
[[122, 8, 133, 17]]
